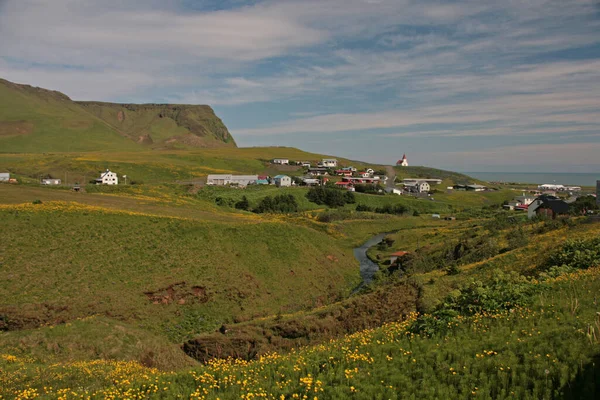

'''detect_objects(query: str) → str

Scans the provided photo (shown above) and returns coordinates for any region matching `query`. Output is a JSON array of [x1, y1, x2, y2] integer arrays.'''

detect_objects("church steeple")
[[396, 154, 408, 167]]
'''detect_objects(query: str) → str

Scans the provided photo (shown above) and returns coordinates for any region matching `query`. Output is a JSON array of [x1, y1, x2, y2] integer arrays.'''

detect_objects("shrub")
[[254, 194, 299, 214], [444, 271, 533, 315], [374, 203, 408, 215], [306, 187, 354, 208], [354, 184, 385, 195], [356, 204, 373, 212], [215, 197, 234, 207], [542, 238, 600, 271], [32, 199, 42, 205], [234, 196, 250, 211]]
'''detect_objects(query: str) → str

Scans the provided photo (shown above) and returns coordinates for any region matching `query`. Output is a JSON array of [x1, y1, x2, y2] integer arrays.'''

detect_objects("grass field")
[[0, 201, 363, 345], [2, 263, 599, 399]]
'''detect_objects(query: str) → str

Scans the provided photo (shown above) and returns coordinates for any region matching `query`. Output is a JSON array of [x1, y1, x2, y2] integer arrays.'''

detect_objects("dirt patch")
[[0, 303, 72, 331], [117, 110, 125, 122], [144, 282, 210, 305], [137, 133, 153, 144], [183, 283, 417, 363], [0, 121, 34, 137]]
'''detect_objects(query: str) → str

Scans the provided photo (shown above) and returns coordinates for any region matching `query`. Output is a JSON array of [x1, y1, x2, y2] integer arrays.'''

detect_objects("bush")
[[542, 238, 600, 271], [32, 199, 42, 205], [374, 203, 408, 215], [215, 197, 234, 207], [356, 204, 373, 212], [254, 194, 299, 214], [306, 187, 354, 208], [354, 184, 384, 195], [444, 271, 533, 315], [234, 196, 250, 211]]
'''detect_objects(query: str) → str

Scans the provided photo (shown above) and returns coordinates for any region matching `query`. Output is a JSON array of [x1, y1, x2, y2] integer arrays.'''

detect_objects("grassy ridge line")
[[0, 79, 142, 153], [2, 268, 599, 399], [0, 78, 235, 152]]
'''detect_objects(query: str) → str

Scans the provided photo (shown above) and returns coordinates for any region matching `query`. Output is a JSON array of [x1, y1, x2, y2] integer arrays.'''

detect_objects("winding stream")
[[351, 232, 390, 292]]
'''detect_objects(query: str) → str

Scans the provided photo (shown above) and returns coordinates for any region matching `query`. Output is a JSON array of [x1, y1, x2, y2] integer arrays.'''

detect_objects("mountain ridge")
[[0, 78, 236, 152]]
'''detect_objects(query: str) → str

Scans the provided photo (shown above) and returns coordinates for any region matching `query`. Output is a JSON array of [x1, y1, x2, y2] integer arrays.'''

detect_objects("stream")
[[351, 232, 391, 293]]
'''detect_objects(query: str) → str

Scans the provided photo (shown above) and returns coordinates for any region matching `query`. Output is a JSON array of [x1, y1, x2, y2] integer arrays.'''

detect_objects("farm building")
[[0, 172, 9, 182], [42, 178, 61, 185], [320, 159, 338, 168], [403, 178, 442, 185], [404, 181, 430, 193], [272, 158, 289, 165], [385, 187, 403, 195], [273, 175, 292, 187], [256, 176, 270, 185], [528, 195, 570, 219], [96, 169, 118, 185], [389, 251, 409, 264], [206, 175, 258, 187], [466, 184, 487, 191], [307, 167, 329, 176]]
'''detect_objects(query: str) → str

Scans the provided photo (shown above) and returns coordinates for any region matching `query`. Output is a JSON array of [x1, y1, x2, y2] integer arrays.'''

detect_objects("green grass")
[[0, 203, 361, 343], [0, 78, 235, 152], [2, 267, 599, 399], [0, 79, 141, 153]]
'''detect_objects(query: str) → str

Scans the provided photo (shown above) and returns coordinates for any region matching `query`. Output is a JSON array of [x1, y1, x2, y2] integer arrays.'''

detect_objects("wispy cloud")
[[0, 0, 599, 169]]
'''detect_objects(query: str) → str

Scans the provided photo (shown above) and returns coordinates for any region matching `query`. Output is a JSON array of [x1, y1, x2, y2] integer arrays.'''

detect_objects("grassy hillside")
[[394, 165, 487, 186], [0, 79, 141, 153], [0, 78, 235, 152], [2, 240, 599, 398], [0, 202, 361, 343], [0, 146, 385, 185]]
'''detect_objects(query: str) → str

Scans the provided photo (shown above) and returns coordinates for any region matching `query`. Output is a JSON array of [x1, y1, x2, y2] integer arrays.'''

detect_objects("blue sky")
[[1, 0, 599, 172]]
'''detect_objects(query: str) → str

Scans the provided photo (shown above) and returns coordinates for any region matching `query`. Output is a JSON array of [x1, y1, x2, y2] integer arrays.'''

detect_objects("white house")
[[321, 159, 338, 168], [358, 171, 371, 178], [405, 181, 430, 193], [300, 162, 311, 167], [514, 193, 535, 206], [96, 169, 118, 185], [206, 175, 258, 186], [403, 178, 442, 185], [466, 184, 487, 192], [538, 184, 565, 191], [272, 158, 289, 165], [0, 172, 9, 182], [385, 187, 403, 195], [274, 175, 292, 187], [42, 178, 61, 185]]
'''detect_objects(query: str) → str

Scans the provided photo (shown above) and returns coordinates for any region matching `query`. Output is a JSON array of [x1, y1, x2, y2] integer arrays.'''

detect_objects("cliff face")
[[0, 78, 236, 152], [77, 102, 236, 148]]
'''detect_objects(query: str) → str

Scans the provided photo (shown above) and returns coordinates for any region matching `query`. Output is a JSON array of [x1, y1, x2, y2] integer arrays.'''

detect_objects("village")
[[1, 152, 597, 220]]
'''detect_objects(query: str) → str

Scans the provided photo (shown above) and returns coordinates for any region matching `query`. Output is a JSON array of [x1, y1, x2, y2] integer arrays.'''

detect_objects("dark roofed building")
[[527, 195, 570, 219]]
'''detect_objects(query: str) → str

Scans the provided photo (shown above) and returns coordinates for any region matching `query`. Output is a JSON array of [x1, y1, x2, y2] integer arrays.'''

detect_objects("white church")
[[396, 154, 408, 167]]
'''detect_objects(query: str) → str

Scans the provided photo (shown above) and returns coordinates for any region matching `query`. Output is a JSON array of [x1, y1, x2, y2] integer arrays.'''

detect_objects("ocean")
[[464, 172, 600, 187]]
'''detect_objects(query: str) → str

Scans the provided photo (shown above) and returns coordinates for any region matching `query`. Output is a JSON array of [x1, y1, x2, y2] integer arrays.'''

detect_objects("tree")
[[235, 196, 250, 211]]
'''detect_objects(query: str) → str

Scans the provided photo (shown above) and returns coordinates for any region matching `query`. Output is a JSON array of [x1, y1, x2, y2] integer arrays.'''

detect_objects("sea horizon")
[[462, 171, 600, 187]]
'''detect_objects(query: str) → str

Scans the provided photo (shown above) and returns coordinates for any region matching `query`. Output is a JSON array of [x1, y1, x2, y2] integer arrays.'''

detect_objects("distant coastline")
[[464, 172, 599, 187]]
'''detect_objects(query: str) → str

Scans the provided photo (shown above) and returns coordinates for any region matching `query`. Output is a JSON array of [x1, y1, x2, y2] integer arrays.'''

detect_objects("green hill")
[[0, 78, 235, 152], [393, 165, 485, 186]]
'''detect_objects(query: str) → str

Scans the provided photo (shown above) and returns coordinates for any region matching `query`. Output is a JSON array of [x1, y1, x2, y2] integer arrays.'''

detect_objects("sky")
[[1, 0, 599, 173]]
